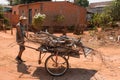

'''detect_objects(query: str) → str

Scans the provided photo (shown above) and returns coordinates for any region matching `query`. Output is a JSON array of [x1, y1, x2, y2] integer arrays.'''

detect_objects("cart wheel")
[[45, 55, 69, 76], [51, 55, 69, 64]]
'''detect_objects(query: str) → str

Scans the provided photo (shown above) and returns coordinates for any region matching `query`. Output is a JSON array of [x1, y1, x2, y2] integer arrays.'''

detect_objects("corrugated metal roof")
[[89, 1, 112, 8], [3, 6, 12, 12]]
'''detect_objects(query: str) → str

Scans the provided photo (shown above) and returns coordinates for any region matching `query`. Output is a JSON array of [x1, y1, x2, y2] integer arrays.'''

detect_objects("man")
[[15, 16, 27, 62]]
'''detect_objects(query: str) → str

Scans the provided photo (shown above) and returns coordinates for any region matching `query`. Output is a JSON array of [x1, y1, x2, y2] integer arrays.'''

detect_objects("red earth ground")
[[0, 29, 120, 80]]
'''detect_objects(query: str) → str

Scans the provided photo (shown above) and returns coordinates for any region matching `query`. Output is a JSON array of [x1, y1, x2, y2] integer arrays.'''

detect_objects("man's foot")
[[15, 56, 25, 62]]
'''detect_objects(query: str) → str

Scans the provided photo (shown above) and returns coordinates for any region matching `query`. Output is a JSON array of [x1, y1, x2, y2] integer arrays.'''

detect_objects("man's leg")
[[16, 45, 25, 62], [18, 48, 24, 58]]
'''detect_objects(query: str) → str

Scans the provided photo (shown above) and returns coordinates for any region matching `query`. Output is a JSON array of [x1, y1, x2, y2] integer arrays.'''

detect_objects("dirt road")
[[0, 30, 120, 80]]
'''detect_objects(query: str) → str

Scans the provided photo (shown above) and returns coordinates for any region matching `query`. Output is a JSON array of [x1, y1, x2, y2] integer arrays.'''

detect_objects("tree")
[[76, 0, 89, 7], [104, 0, 120, 21], [110, 0, 120, 21], [100, 12, 112, 26], [90, 0, 120, 30], [0, 6, 6, 20], [0, 6, 9, 30], [7, 0, 13, 5], [91, 13, 112, 27]]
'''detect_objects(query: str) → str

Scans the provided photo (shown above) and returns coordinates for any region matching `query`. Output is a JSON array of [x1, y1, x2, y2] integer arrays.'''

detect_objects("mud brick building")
[[11, 1, 87, 32]]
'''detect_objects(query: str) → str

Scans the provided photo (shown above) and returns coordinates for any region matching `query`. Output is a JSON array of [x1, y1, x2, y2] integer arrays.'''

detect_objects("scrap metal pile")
[[27, 31, 85, 57], [26, 31, 94, 58], [29, 32, 80, 47]]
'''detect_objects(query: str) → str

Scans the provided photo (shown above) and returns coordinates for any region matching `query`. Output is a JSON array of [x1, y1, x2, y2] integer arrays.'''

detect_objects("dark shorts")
[[18, 41, 25, 51], [19, 45, 25, 51]]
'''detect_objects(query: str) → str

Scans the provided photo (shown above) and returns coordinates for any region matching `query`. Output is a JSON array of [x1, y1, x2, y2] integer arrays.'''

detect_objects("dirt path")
[[0, 30, 120, 80]]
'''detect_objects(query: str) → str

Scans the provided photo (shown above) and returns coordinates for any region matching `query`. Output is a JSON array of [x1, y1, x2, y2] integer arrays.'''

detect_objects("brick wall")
[[12, 1, 87, 31]]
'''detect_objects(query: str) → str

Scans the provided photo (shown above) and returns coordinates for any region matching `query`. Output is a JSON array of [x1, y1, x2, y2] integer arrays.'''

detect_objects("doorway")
[[28, 9, 32, 24]]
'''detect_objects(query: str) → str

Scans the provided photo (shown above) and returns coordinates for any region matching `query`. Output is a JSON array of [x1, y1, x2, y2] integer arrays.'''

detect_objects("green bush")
[[32, 13, 46, 30], [54, 14, 65, 23]]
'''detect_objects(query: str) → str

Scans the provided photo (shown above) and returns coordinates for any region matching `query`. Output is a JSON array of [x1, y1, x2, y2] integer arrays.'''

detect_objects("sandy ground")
[[0, 29, 120, 80]]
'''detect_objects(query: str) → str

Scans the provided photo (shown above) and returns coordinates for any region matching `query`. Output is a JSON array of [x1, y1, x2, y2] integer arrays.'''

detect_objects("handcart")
[[23, 31, 93, 76]]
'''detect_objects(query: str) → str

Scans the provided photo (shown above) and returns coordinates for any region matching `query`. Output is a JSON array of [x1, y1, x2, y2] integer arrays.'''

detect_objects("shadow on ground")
[[16, 63, 97, 80], [32, 67, 97, 80], [16, 62, 31, 78]]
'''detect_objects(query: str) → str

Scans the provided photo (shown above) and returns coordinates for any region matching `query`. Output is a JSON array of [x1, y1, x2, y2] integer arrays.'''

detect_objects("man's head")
[[19, 16, 27, 24]]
